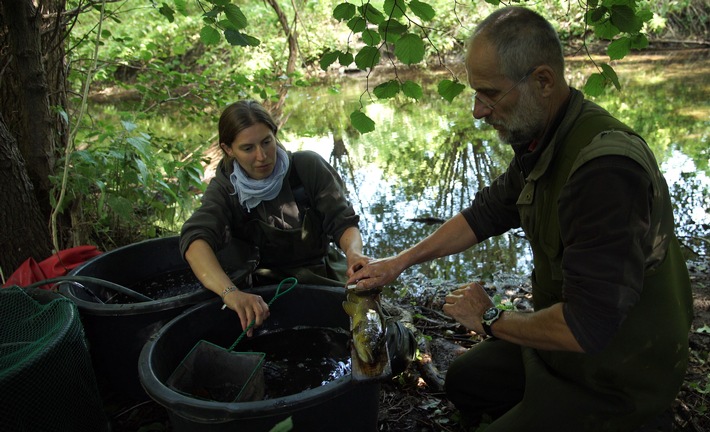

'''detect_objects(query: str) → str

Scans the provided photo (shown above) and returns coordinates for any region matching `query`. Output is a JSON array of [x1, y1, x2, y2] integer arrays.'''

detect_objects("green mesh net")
[[0, 286, 109, 431]]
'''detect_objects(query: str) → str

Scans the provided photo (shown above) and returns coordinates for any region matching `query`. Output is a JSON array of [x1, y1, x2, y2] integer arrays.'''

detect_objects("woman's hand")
[[222, 289, 270, 337]]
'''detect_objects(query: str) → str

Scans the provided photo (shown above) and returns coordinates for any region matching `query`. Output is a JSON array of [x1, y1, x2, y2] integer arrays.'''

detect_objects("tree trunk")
[[0, 115, 52, 277], [0, 0, 70, 269], [264, 0, 299, 121]]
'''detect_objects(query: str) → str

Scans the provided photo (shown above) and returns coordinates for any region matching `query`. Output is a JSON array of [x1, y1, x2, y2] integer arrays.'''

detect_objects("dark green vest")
[[516, 99, 693, 421]]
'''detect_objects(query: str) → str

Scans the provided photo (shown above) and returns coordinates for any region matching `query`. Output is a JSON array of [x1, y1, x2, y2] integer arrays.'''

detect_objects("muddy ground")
[[376, 257, 710, 432]]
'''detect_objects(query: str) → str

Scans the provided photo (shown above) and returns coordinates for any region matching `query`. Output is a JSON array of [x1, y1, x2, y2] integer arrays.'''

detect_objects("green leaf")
[[268, 416, 294, 432], [409, 0, 435, 22], [378, 19, 408, 43], [174, 0, 188, 16], [373, 80, 401, 99], [610, 5, 643, 34], [383, 0, 406, 19], [359, 4, 385, 25], [350, 110, 376, 133], [630, 33, 649, 50], [121, 120, 137, 132], [402, 80, 423, 100], [593, 20, 621, 40], [696, 325, 710, 334], [354, 46, 380, 70], [347, 16, 367, 33], [600, 63, 621, 91], [224, 29, 260, 46], [607, 37, 630, 60], [158, 3, 175, 22], [589, 6, 607, 23], [333, 2, 356, 21], [583, 73, 606, 96], [200, 25, 221, 45], [437, 79, 466, 102], [338, 51, 354, 66], [320, 50, 340, 70], [394, 33, 425, 65], [362, 29, 381, 46], [224, 4, 247, 29]]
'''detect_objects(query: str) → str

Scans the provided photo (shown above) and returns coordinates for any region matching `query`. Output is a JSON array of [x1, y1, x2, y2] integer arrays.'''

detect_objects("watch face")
[[483, 307, 499, 321]]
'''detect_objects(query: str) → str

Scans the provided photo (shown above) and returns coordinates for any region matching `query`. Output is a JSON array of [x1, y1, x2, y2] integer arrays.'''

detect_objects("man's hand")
[[442, 282, 495, 334], [346, 255, 405, 291]]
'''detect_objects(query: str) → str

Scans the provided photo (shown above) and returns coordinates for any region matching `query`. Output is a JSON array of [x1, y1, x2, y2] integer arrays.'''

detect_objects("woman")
[[180, 100, 369, 336]]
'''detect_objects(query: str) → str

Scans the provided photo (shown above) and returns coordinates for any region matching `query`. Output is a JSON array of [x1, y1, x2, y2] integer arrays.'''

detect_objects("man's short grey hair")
[[469, 7, 565, 80]]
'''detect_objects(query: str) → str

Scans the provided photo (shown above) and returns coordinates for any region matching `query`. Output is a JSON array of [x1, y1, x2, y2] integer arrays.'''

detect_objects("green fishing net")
[[0, 286, 109, 431]]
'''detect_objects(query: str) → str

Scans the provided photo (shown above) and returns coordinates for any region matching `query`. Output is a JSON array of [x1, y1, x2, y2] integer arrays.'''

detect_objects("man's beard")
[[487, 85, 546, 151]]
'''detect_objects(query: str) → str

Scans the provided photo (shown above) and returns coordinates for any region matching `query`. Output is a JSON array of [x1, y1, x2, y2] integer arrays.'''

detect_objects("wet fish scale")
[[342, 291, 385, 364]]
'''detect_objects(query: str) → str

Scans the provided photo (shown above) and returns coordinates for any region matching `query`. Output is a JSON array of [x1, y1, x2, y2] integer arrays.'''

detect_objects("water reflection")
[[283, 51, 709, 287]]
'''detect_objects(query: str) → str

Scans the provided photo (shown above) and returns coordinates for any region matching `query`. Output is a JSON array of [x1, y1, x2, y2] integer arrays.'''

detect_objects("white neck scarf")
[[229, 147, 289, 212]]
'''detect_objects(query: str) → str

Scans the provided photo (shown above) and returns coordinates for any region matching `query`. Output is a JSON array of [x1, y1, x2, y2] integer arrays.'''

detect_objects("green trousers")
[[444, 338, 672, 432]]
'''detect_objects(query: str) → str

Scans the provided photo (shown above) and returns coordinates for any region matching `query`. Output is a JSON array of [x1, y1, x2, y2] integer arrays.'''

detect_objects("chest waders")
[[505, 102, 693, 431], [238, 159, 349, 287]]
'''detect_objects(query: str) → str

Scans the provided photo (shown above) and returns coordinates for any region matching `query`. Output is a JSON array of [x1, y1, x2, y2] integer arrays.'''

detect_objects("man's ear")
[[532, 65, 556, 97]]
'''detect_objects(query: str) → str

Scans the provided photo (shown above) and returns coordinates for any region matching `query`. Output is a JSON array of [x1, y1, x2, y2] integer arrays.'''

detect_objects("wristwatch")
[[481, 306, 504, 338]]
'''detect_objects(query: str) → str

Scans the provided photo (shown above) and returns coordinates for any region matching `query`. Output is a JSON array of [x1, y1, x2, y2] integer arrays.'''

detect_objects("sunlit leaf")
[[362, 29, 381, 46], [200, 25, 221, 45], [394, 33, 425, 65], [696, 325, 710, 334], [174, 0, 188, 16], [320, 50, 340, 70], [224, 4, 247, 29], [269, 416, 294, 432], [333, 2, 356, 21], [583, 73, 606, 96], [383, 0, 406, 19], [354, 46, 380, 70], [607, 37, 630, 60], [600, 63, 621, 91], [409, 0, 435, 22], [350, 110, 375, 133], [402, 80, 423, 100], [359, 4, 385, 25], [373, 80, 401, 99], [437, 79, 466, 102]]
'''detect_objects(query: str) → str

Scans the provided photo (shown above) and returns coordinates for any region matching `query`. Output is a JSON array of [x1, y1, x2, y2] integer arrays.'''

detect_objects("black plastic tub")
[[58, 236, 214, 400], [139, 284, 380, 432]]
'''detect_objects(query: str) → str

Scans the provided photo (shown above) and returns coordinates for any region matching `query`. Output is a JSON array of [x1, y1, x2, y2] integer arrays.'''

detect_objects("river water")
[[276, 49, 709, 289]]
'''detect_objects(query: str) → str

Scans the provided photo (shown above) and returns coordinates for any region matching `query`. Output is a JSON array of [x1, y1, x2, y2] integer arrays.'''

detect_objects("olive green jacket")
[[517, 90, 693, 422]]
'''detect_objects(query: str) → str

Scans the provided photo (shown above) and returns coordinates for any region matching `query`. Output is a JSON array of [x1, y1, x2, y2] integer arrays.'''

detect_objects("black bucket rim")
[[57, 236, 214, 315], [138, 285, 360, 424]]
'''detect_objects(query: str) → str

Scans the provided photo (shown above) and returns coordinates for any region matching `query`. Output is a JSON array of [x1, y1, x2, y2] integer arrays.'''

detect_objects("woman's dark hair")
[[218, 100, 282, 154]]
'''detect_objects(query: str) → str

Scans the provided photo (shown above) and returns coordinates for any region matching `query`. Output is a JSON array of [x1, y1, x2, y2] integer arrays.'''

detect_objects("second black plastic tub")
[[58, 236, 214, 400], [139, 284, 380, 432]]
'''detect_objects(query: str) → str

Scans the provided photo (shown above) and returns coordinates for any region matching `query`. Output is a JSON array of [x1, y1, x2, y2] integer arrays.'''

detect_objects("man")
[[347, 6, 693, 431]]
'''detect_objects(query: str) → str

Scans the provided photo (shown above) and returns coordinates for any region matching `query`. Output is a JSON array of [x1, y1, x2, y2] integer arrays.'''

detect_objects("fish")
[[342, 290, 386, 364]]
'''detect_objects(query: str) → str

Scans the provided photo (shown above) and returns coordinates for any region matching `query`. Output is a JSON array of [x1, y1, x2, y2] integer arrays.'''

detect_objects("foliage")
[[317, 0, 663, 132], [50, 119, 205, 249]]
